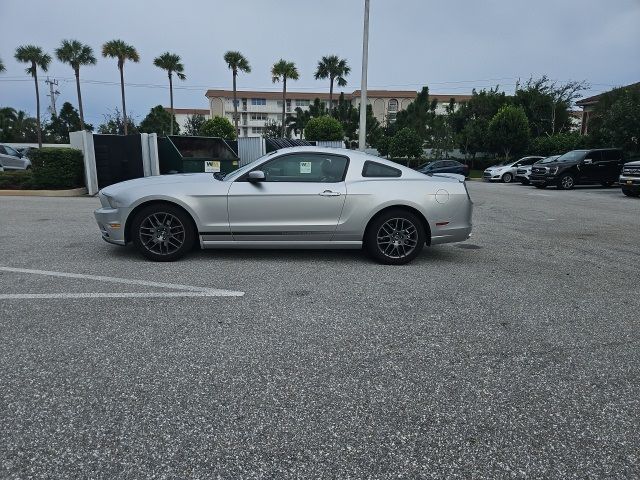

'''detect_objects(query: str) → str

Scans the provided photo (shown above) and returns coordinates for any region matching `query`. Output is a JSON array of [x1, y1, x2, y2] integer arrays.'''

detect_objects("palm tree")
[[223, 51, 251, 135], [14, 45, 51, 147], [314, 55, 351, 113], [153, 52, 186, 135], [271, 59, 299, 137], [55, 40, 96, 130], [102, 40, 139, 135]]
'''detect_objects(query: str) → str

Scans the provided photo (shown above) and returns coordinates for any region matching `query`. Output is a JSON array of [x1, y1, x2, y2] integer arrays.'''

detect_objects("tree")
[[223, 51, 251, 135], [487, 105, 530, 161], [263, 119, 284, 139], [308, 98, 329, 118], [199, 116, 236, 139], [271, 59, 299, 137], [375, 135, 391, 157], [55, 39, 96, 130], [183, 114, 206, 136], [101, 40, 139, 135], [286, 107, 309, 139], [14, 45, 51, 147], [45, 102, 92, 143], [389, 127, 423, 165], [0, 58, 5, 73], [588, 86, 640, 156], [98, 108, 138, 135], [395, 87, 437, 140], [0, 108, 39, 142], [304, 116, 343, 141], [153, 52, 186, 135], [530, 132, 586, 156], [314, 55, 350, 113], [139, 105, 179, 135]]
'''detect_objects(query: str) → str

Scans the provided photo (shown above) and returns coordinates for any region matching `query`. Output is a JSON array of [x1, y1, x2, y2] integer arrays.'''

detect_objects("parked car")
[[620, 160, 640, 197], [0, 144, 32, 170], [515, 155, 559, 185], [529, 148, 624, 190], [483, 156, 544, 183], [16, 146, 38, 160], [95, 147, 473, 265], [417, 159, 469, 177]]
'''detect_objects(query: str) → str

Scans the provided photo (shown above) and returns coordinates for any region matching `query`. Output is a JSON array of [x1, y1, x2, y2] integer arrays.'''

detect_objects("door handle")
[[319, 190, 341, 197]]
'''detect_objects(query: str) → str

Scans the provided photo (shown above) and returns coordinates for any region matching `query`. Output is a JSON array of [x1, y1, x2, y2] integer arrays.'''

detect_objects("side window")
[[258, 154, 348, 183], [5, 146, 19, 157], [585, 151, 602, 162], [362, 161, 402, 178], [602, 150, 621, 162], [0, 146, 6, 155], [521, 158, 536, 166]]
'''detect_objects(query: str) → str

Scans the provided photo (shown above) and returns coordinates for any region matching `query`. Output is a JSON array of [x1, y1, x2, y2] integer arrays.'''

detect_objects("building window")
[[388, 99, 398, 112], [251, 127, 263, 134], [251, 113, 268, 121], [251, 98, 267, 106], [296, 99, 310, 107]]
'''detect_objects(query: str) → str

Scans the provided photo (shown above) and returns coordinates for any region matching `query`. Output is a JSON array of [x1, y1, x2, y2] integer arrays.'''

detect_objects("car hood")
[[624, 160, 640, 167], [101, 173, 215, 196]]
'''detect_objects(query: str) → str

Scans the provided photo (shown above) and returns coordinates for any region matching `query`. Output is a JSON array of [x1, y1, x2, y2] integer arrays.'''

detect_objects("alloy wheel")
[[376, 218, 419, 259], [138, 212, 186, 256], [561, 175, 574, 189]]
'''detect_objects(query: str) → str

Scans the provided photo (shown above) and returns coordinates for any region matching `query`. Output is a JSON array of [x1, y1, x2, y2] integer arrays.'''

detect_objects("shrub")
[[304, 116, 343, 141], [389, 127, 423, 161], [0, 171, 34, 189], [29, 147, 84, 189], [199, 116, 237, 139], [530, 132, 586, 156], [487, 105, 530, 161]]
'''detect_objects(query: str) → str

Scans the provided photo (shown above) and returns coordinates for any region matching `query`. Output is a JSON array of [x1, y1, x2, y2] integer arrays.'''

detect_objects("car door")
[[1, 145, 23, 169], [601, 150, 623, 181], [580, 151, 601, 182], [227, 152, 349, 242]]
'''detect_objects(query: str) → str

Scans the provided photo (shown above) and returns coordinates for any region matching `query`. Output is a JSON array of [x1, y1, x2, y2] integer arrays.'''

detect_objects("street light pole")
[[358, 0, 370, 151]]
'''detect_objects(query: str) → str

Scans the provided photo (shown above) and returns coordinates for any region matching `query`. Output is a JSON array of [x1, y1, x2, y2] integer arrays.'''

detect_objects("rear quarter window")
[[362, 161, 402, 178]]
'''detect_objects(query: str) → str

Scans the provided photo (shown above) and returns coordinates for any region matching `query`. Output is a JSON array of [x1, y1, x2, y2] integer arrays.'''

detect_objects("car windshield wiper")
[[213, 172, 227, 180]]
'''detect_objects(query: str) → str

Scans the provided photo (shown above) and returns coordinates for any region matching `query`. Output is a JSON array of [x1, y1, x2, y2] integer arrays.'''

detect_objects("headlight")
[[102, 193, 120, 209], [549, 167, 558, 175]]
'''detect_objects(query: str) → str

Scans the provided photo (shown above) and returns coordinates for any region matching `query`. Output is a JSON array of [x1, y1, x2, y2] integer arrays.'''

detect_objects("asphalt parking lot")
[[1, 182, 639, 478]]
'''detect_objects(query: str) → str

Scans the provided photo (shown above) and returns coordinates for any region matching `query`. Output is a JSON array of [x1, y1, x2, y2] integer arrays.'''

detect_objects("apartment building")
[[166, 108, 211, 133], [204, 89, 473, 138]]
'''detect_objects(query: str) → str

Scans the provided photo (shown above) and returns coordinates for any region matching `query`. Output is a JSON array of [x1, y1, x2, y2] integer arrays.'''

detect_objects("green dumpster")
[[158, 136, 239, 174]]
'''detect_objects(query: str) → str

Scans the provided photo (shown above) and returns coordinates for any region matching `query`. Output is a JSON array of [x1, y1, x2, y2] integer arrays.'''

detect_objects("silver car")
[[0, 144, 32, 170], [483, 156, 544, 183], [94, 147, 473, 265]]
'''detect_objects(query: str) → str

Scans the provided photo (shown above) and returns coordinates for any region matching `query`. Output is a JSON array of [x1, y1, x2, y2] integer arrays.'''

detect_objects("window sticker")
[[299, 161, 312, 174], [204, 160, 221, 173]]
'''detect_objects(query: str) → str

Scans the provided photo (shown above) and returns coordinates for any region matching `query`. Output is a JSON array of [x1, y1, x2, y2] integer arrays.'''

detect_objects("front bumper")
[[530, 174, 557, 186], [94, 207, 127, 245], [483, 171, 503, 181], [620, 175, 640, 192]]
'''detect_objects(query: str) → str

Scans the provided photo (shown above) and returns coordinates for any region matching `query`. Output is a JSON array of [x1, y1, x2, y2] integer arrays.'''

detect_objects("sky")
[[1, 0, 639, 127]]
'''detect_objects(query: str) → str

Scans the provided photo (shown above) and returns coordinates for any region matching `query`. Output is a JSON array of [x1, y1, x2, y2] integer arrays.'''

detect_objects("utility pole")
[[358, 0, 371, 151], [45, 77, 60, 115]]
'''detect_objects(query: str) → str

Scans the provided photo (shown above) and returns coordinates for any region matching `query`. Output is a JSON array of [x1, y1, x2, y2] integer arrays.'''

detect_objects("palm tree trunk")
[[119, 64, 128, 135], [33, 63, 42, 148], [169, 72, 174, 136], [329, 77, 334, 114], [75, 68, 85, 130], [281, 77, 286, 138], [232, 70, 238, 136]]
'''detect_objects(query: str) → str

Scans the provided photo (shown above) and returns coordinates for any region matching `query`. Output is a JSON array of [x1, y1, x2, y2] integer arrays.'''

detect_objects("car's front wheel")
[[502, 173, 513, 183], [558, 174, 576, 190], [622, 188, 639, 197], [131, 204, 195, 261], [365, 209, 425, 265]]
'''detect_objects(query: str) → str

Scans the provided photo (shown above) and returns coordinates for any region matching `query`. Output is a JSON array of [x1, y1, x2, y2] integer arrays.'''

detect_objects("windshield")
[[221, 151, 278, 181], [556, 150, 587, 163], [539, 155, 560, 164]]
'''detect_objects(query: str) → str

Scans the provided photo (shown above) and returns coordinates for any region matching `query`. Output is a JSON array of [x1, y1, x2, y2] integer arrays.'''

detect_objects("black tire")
[[131, 203, 195, 261], [600, 181, 613, 188], [622, 188, 639, 197], [365, 209, 426, 265], [520, 179, 530, 186], [558, 173, 576, 190], [502, 172, 513, 183], [534, 184, 547, 189]]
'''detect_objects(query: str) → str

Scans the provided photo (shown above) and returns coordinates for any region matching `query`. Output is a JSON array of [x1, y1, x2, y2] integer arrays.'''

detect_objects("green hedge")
[[29, 147, 84, 189], [0, 171, 34, 189]]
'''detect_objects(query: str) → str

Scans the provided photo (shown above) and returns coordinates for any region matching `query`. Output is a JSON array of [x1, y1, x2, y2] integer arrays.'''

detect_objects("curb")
[[0, 187, 88, 197]]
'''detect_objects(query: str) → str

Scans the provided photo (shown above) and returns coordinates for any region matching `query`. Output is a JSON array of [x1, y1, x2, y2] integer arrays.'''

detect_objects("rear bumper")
[[431, 226, 472, 245], [94, 207, 127, 245]]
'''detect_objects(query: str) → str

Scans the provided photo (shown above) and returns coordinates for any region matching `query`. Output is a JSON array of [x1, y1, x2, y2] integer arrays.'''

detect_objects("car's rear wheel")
[[558, 174, 575, 190], [502, 173, 513, 183], [365, 209, 425, 265], [622, 188, 639, 197], [131, 204, 195, 261]]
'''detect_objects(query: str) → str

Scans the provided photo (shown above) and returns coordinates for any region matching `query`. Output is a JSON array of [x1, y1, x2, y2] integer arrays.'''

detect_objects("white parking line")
[[0, 266, 244, 299]]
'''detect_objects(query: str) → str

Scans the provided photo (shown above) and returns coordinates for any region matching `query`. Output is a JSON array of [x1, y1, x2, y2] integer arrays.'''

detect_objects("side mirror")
[[248, 170, 266, 182]]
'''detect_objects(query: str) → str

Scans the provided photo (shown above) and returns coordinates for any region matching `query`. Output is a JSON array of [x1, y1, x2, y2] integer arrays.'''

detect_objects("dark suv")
[[529, 149, 624, 190], [619, 160, 640, 197]]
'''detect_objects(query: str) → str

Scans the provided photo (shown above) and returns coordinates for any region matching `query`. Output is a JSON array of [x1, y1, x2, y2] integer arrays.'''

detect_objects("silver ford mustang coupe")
[[94, 147, 473, 265]]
